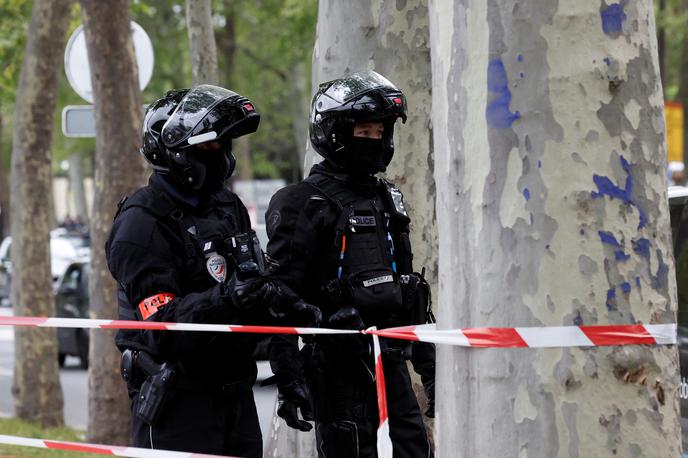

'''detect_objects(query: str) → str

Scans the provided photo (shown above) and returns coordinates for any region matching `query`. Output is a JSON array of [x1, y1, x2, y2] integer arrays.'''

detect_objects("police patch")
[[362, 275, 394, 287], [350, 215, 376, 226], [206, 254, 227, 283]]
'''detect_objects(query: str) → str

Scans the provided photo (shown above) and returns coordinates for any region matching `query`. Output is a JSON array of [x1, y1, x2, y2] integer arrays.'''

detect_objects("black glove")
[[267, 281, 322, 327], [328, 306, 365, 330], [225, 264, 279, 310], [288, 300, 322, 328], [423, 376, 435, 418], [276, 380, 314, 432]]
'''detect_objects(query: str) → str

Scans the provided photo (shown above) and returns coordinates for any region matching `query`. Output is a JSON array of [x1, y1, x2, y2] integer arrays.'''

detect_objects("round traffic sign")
[[64, 21, 154, 104]]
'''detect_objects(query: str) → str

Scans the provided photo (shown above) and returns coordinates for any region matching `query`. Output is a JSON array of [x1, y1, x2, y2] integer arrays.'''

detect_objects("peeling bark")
[[9, 0, 70, 428], [186, 0, 219, 86], [80, 0, 146, 444], [430, 1, 681, 456]]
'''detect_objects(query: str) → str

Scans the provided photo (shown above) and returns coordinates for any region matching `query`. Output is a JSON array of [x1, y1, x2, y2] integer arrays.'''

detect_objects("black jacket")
[[266, 162, 433, 380], [107, 174, 258, 386]]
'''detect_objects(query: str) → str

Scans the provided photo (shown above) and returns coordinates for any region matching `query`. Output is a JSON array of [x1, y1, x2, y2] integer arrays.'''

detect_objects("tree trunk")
[[0, 112, 9, 239], [218, 0, 237, 86], [80, 0, 146, 444], [186, 0, 219, 86], [288, 62, 310, 175], [280, 1, 434, 454], [429, 1, 681, 456], [658, 0, 666, 88], [9, 0, 70, 428], [68, 153, 89, 228]]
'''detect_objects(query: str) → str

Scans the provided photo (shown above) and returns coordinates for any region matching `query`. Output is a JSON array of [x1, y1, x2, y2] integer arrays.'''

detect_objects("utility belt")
[[120, 349, 253, 425]]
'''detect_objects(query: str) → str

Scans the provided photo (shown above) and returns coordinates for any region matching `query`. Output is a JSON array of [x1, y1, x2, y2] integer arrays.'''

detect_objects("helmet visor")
[[322, 71, 398, 104], [317, 71, 407, 121], [162, 85, 252, 147]]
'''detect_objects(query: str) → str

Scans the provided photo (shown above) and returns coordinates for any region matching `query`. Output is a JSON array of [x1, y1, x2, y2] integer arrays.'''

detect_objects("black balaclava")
[[346, 136, 386, 176]]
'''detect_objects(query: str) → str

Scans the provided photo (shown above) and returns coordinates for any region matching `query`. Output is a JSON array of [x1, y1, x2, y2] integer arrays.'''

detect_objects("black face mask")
[[186, 143, 234, 195], [347, 137, 386, 176]]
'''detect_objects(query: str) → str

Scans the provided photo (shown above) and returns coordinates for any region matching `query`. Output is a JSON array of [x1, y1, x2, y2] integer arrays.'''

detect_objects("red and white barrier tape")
[[370, 323, 677, 348], [0, 316, 676, 348], [371, 327, 393, 458], [0, 434, 234, 457], [0, 318, 677, 456]]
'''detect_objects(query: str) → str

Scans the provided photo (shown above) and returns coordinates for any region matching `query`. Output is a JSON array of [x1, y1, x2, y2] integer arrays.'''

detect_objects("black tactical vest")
[[304, 173, 413, 320]]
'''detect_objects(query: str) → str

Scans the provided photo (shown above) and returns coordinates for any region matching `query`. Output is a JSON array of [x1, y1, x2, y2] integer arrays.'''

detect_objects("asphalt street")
[[0, 307, 278, 448]]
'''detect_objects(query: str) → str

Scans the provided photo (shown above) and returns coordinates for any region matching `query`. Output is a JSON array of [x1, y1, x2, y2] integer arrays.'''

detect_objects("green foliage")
[[0, 417, 101, 457], [2, 0, 318, 180], [656, 0, 688, 100]]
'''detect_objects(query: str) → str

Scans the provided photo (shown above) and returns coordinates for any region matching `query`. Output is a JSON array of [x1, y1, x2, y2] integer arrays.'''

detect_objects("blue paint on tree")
[[632, 238, 650, 258], [603, 57, 612, 66], [486, 59, 521, 128], [606, 288, 617, 311], [615, 251, 630, 261], [598, 231, 621, 247], [635, 276, 641, 288], [523, 188, 530, 201], [591, 155, 647, 229], [621, 282, 631, 294], [517, 54, 524, 62], [601, 2, 627, 36]]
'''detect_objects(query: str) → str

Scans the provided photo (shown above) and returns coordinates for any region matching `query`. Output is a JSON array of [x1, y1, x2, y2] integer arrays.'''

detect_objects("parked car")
[[55, 261, 90, 368], [0, 229, 89, 307]]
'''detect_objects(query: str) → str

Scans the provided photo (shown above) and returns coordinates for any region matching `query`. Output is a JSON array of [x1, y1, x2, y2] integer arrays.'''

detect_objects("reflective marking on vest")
[[350, 215, 376, 227], [363, 275, 394, 287], [138, 293, 175, 320]]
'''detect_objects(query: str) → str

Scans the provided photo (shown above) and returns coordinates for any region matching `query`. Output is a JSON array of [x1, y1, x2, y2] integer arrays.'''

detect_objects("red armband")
[[138, 293, 175, 320]]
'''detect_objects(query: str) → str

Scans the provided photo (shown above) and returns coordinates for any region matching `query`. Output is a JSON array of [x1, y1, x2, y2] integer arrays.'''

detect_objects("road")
[[0, 308, 278, 448]]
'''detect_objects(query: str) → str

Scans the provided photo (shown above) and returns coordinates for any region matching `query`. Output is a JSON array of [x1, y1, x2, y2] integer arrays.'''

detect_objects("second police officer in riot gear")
[[107, 85, 282, 457], [266, 71, 436, 457]]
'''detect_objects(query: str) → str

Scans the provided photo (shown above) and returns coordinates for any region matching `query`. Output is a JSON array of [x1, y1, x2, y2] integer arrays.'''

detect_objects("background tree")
[[80, 0, 146, 444], [9, 0, 71, 427], [429, 1, 681, 456], [186, 0, 218, 86]]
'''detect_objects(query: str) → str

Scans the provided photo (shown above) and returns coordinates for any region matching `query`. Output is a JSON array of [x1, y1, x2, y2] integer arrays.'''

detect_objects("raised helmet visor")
[[161, 84, 259, 148]]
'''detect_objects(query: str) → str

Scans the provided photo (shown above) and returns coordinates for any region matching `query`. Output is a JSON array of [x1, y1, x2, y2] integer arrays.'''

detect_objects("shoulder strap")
[[304, 174, 354, 247]]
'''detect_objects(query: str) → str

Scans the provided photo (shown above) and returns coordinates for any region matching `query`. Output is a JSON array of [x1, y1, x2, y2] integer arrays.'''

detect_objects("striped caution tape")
[[371, 327, 393, 458], [0, 434, 234, 457], [370, 323, 677, 348], [0, 318, 677, 457], [0, 316, 677, 348]]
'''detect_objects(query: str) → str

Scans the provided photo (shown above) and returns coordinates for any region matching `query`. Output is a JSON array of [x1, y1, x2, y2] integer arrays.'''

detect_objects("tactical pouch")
[[401, 270, 434, 325], [347, 268, 403, 313]]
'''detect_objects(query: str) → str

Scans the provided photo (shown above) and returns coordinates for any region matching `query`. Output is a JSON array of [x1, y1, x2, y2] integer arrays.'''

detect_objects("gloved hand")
[[288, 300, 322, 328], [267, 281, 323, 327], [276, 380, 314, 432], [423, 376, 435, 418], [225, 262, 279, 310], [328, 306, 365, 330]]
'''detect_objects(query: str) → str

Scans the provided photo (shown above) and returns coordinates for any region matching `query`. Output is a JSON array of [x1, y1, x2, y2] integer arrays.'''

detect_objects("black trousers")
[[131, 385, 262, 457], [309, 355, 432, 458]]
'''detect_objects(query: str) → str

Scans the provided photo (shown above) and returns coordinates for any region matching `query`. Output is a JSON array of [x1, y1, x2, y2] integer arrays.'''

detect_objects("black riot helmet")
[[309, 70, 407, 174], [141, 85, 260, 194]]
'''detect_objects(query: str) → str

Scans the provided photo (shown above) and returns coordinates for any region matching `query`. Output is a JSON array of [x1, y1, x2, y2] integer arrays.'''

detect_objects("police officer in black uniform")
[[107, 85, 281, 457], [266, 71, 436, 457]]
